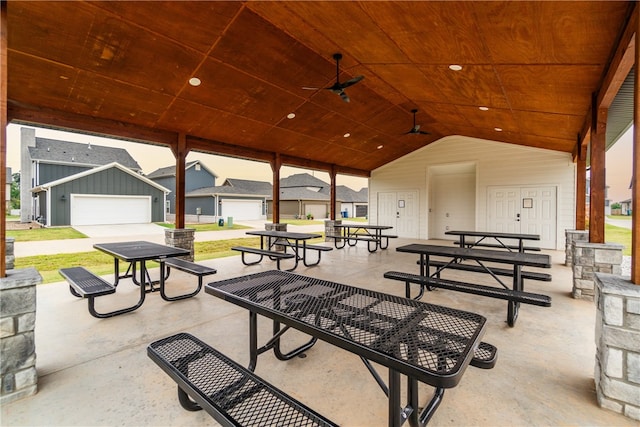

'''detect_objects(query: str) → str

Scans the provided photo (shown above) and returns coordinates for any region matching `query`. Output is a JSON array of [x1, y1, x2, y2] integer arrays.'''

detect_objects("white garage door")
[[221, 200, 262, 220], [305, 204, 327, 220], [70, 194, 151, 226]]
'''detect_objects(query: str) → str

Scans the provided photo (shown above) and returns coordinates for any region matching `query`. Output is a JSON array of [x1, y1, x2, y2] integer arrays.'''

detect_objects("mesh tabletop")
[[397, 243, 551, 268], [206, 270, 487, 388], [93, 241, 190, 261]]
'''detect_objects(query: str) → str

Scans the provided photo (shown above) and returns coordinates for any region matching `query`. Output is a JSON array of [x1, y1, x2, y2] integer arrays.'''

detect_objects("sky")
[[605, 126, 633, 203], [5, 124, 369, 190], [6, 123, 634, 201]]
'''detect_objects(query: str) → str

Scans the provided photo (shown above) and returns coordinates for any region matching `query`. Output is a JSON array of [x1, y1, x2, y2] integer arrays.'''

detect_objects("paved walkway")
[[13, 220, 327, 257], [605, 216, 632, 229]]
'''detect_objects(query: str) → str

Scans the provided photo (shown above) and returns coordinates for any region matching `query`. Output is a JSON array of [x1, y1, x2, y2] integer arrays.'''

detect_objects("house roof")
[[28, 138, 142, 171], [187, 185, 269, 197], [281, 173, 328, 189], [31, 162, 170, 193], [320, 185, 367, 203], [269, 187, 338, 202], [146, 160, 218, 179], [223, 178, 273, 194]]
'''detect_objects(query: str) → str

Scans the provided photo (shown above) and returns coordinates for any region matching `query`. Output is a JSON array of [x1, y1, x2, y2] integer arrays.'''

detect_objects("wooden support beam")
[[589, 93, 607, 244], [329, 166, 337, 220], [8, 103, 176, 147], [576, 147, 587, 231], [271, 154, 281, 223], [1, 0, 7, 277], [171, 134, 189, 230], [632, 9, 640, 285]]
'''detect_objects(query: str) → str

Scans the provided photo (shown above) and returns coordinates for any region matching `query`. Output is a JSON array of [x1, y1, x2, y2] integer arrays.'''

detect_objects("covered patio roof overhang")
[[1, 1, 639, 282]]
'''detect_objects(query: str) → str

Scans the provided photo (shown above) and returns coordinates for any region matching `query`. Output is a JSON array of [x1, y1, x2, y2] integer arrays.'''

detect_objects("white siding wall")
[[370, 136, 576, 249]]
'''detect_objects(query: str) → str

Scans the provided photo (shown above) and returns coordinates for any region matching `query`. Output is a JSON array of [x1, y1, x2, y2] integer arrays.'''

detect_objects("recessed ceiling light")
[[449, 64, 463, 71], [287, 113, 296, 119], [377, 145, 384, 149], [343, 133, 351, 138], [188, 77, 201, 87], [479, 106, 489, 111], [494, 127, 503, 132]]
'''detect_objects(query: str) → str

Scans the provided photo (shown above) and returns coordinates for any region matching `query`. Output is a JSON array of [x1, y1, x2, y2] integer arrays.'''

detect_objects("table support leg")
[[389, 369, 403, 427], [417, 387, 444, 426]]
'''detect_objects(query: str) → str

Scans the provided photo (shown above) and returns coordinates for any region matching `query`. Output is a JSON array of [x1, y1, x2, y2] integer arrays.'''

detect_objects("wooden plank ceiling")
[[5, 1, 633, 176]]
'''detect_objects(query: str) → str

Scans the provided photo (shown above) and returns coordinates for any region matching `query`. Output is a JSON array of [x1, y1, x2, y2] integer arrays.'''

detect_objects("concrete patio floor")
[[1, 237, 636, 426]]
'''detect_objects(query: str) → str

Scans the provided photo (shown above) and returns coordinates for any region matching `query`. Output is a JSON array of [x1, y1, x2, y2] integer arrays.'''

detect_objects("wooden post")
[[576, 144, 587, 230], [632, 16, 640, 284], [171, 133, 189, 230], [271, 153, 281, 223], [329, 166, 337, 220], [0, 0, 7, 277], [589, 93, 607, 244]]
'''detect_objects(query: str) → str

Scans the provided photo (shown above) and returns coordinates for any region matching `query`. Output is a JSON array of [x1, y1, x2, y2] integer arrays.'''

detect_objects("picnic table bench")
[[161, 258, 217, 301], [328, 224, 396, 252], [148, 332, 338, 427], [389, 244, 552, 327], [445, 230, 540, 253], [233, 230, 329, 271], [231, 246, 295, 270]]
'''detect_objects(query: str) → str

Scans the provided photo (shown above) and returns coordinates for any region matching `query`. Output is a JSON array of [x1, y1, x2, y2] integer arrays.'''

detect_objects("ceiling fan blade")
[[340, 75, 364, 89], [339, 90, 350, 103]]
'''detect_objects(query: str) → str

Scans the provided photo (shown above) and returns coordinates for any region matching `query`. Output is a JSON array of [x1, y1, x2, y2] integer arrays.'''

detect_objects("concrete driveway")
[[72, 223, 166, 238], [605, 216, 632, 229]]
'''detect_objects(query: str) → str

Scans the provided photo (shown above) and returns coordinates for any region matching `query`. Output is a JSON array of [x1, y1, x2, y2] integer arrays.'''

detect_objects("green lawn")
[[7, 227, 87, 242], [605, 223, 631, 256], [17, 234, 328, 284]]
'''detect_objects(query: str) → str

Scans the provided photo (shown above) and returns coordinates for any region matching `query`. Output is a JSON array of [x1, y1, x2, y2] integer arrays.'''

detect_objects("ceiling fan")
[[303, 53, 364, 103], [405, 109, 430, 135]]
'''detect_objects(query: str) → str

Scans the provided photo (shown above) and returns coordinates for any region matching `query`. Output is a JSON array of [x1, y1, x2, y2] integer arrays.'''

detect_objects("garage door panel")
[[221, 200, 262, 220], [71, 195, 151, 225]]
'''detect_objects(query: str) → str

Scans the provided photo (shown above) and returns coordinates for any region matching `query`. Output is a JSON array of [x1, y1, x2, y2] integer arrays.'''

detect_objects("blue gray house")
[[146, 160, 217, 214], [19, 127, 163, 226], [31, 163, 169, 227]]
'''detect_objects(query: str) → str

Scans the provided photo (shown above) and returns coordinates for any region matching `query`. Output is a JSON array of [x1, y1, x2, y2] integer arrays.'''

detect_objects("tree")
[[10, 172, 20, 209]]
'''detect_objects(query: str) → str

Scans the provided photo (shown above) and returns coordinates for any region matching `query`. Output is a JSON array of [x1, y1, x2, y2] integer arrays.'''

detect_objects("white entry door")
[[377, 191, 419, 238], [488, 186, 557, 249]]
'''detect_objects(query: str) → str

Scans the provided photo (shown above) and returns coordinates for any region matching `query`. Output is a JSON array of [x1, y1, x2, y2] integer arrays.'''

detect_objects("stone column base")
[[324, 219, 342, 242], [594, 273, 640, 421], [565, 230, 589, 266], [164, 228, 195, 261], [572, 242, 623, 300], [265, 223, 287, 251], [0, 268, 42, 404]]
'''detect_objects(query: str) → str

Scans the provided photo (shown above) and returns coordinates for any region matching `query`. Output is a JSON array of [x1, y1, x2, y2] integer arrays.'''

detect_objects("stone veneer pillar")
[[0, 268, 41, 404], [565, 230, 589, 266], [164, 228, 195, 261], [594, 273, 640, 421], [265, 223, 287, 251], [572, 241, 623, 300], [324, 219, 342, 242]]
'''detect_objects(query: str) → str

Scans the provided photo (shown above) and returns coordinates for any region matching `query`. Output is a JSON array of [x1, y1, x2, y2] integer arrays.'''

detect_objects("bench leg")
[[240, 252, 264, 266], [87, 294, 145, 318], [69, 285, 82, 298], [177, 386, 202, 411], [302, 247, 322, 267], [160, 267, 205, 302], [367, 239, 380, 253], [379, 236, 390, 250]]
